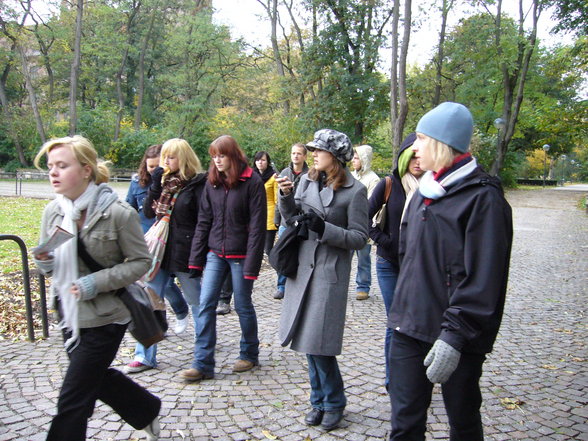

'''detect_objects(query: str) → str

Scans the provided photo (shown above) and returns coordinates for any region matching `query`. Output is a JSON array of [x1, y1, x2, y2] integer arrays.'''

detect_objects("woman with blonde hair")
[[125, 144, 189, 336], [388, 103, 512, 440], [125, 138, 208, 374], [33, 135, 161, 440], [277, 129, 368, 431]]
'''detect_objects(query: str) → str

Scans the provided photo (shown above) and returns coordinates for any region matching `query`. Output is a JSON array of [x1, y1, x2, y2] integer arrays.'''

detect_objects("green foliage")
[[0, 0, 585, 186], [106, 125, 162, 169], [0, 197, 48, 274]]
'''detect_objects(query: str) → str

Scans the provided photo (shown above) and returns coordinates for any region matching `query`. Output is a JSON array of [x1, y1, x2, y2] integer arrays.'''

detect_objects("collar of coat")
[[304, 168, 356, 217], [238, 166, 254, 181]]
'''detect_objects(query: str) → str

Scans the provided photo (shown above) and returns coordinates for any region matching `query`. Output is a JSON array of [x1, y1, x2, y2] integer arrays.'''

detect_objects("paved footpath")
[[0, 187, 586, 440]]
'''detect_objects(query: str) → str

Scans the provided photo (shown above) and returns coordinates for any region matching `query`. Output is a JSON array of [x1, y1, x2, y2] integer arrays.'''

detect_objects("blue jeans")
[[134, 269, 199, 367], [355, 243, 372, 293], [192, 252, 259, 375], [307, 354, 346, 411], [276, 226, 287, 293], [376, 255, 399, 388]]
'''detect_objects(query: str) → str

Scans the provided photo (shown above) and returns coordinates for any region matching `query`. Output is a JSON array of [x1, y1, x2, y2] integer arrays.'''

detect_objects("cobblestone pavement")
[[0, 188, 586, 441]]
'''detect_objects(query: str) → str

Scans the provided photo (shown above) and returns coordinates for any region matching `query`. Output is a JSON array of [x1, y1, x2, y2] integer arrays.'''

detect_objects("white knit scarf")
[[418, 157, 478, 200], [54, 182, 98, 351]]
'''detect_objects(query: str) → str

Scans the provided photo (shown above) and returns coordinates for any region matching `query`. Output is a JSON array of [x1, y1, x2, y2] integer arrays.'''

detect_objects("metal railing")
[[0, 235, 49, 341]]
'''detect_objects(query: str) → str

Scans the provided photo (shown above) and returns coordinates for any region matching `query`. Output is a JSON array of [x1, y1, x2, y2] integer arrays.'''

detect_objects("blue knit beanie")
[[415, 102, 473, 153]]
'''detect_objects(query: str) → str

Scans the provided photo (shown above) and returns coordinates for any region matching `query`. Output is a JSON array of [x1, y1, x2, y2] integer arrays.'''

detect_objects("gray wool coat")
[[278, 169, 368, 356]]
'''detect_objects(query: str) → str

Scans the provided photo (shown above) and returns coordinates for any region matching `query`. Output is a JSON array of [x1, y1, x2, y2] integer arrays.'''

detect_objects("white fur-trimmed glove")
[[424, 339, 461, 384]]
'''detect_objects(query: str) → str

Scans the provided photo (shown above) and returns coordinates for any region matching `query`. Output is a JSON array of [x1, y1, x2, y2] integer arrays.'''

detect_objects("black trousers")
[[388, 331, 486, 441], [47, 324, 161, 441], [264, 229, 277, 256]]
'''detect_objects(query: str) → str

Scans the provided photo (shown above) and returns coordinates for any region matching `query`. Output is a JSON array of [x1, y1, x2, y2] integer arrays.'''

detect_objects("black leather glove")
[[304, 210, 325, 236], [188, 268, 202, 278], [151, 166, 164, 193]]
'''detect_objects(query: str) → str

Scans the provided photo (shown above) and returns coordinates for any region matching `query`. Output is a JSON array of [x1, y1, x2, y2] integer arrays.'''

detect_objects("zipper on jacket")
[[445, 265, 451, 287], [221, 188, 228, 256]]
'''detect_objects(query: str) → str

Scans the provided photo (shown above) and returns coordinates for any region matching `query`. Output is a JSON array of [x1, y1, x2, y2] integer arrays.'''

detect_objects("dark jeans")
[[47, 324, 161, 441], [388, 331, 485, 441], [306, 354, 347, 411], [375, 255, 399, 388]]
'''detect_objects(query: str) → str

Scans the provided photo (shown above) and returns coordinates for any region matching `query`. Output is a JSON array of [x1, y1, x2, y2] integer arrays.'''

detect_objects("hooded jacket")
[[389, 165, 513, 354], [367, 139, 413, 268], [351, 145, 380, 198]]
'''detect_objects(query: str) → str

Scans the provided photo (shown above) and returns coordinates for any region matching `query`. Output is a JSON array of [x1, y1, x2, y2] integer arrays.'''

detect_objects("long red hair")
[[208, 135, 248, 188]]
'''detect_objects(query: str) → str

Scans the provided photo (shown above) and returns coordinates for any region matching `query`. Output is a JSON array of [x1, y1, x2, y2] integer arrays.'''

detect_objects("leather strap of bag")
[[77, 235, 105, 272], [383, 176, 392, 203]]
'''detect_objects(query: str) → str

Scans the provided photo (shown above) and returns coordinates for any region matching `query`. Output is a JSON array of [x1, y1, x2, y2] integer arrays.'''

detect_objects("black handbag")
[[77, 236, 168, 348], [269, 215, 309, 278]]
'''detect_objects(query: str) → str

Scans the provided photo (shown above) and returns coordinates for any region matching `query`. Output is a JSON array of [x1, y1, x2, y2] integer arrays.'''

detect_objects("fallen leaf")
[[541, 364, 558, 370], [262, 429, 278, 440], [500, 397, 524, 410]]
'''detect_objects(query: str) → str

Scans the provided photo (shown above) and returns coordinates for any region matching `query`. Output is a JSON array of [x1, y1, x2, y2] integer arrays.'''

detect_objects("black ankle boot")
[[321, 409, 344, 430], [304, 408, 324, 426]]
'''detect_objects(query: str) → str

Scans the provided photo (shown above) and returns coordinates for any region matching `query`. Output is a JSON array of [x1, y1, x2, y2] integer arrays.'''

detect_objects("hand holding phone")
[[277, 175, 293, 194]]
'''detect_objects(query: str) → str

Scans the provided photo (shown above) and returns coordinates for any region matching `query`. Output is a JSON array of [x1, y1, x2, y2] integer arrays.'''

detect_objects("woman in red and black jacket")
[[182, 135, 267, 382]]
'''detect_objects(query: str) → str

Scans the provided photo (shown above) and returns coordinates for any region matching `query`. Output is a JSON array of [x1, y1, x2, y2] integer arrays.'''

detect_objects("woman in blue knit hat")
[[388, 102, 513, 440]]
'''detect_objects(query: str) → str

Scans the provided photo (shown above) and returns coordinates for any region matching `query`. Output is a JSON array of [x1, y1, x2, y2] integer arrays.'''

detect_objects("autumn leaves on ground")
[[0, 197, 49, 339]]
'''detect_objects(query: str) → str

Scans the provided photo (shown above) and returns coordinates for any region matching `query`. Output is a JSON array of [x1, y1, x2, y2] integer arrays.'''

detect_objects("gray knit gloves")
[[74, 274, 97, 301], [424, 339, 461, 384]]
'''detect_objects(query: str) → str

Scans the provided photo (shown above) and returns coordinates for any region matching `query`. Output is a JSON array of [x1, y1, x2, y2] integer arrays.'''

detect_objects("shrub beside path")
[[0, 186, 586, 440]]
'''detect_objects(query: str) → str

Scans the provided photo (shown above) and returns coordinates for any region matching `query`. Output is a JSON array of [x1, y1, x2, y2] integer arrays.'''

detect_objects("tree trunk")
[[490, 0, 541, 176], [69, 0, 84, 136], [134, 5, 157, 131], [114, 3, 140, 141], [433, 0, 453, 106], [390, 0, 400, 155], [393, 0, 411, 150], [114, 46, 130, 141], [257, 0, 290, 114], [17, 45, 46, 143]]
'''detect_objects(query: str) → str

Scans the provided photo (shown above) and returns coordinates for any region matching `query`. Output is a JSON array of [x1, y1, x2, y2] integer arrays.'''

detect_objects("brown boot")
[[232, 359, 258, 373], [180, 368, 213, 382], [356, 291, 369, 300]]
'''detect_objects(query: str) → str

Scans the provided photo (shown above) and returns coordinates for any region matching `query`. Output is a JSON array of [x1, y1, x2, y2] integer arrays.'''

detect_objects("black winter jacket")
[[389, 166, 513, 354], [144, 173, 208, 273], [189, 166, 267, 278], [368, 142, 412, 269]]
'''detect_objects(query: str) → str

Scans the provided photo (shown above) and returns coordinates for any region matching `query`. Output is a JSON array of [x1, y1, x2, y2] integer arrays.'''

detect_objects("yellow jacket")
[[264, 175, 279, 231]]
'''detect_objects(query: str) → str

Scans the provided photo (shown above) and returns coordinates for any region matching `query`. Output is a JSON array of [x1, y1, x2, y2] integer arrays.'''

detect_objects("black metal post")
[[0, 235, 37, 341]]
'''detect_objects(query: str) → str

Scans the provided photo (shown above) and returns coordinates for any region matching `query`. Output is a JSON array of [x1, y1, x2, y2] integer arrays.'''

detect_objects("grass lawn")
[[0, 197, 49, 274]]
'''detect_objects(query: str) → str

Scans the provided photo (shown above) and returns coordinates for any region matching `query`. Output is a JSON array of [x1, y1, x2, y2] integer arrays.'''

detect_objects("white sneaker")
[[174, 316, 188, 334], [143, 415, 160, 441]]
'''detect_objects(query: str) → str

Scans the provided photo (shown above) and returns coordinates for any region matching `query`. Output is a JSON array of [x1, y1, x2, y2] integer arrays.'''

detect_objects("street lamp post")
[[560, 154, 567, 184], [542, 144, 550, 188]]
